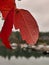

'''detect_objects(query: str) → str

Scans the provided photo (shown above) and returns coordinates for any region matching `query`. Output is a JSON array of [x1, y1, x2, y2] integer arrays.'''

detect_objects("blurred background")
[[0, 1, 49, 65]]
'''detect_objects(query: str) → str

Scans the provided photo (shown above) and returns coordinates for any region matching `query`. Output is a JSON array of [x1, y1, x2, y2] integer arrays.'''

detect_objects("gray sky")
[[0, 0, 49, 32]]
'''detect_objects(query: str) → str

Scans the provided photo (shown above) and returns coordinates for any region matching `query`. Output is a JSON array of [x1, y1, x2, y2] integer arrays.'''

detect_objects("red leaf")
[[0, 0, 16, 19], [0, 9, 14, 49], [14, 9, 39, 45]]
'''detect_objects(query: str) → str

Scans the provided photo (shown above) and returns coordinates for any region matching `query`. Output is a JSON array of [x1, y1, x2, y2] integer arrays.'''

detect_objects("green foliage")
[[0, 46, 48, 59], [37, 32, 49, 45], [0, 32, 49, 59], [9, 31, 27, 44]]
